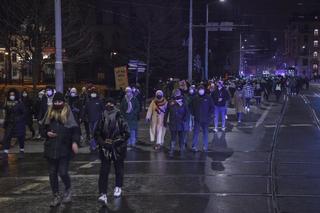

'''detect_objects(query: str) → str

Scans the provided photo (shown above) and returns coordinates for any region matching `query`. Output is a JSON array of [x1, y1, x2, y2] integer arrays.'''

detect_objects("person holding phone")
[[40, 92, 80, 207]]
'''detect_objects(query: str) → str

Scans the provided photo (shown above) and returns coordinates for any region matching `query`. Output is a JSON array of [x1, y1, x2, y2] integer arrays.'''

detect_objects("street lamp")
[[205, 0, 226, 80]]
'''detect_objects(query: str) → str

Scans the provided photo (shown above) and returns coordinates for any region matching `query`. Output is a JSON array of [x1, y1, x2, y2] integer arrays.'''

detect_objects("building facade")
[[285, 13, 320, 78]]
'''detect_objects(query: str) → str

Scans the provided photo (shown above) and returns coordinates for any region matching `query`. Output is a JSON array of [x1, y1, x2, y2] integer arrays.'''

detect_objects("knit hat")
[[70, 87, 77, 93], [125, 87, 132, 92], [53, 92, 65, 102], [155, 90, 163, 97]]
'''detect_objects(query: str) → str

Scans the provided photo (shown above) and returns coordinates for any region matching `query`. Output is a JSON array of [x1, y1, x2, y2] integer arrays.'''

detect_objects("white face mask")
[[70, 92, 77, 97], [91, 93, 97, 98], [22, 93, 27, 97], [9, 95, 15, 101], [189, 89, 194, 95], [47, 90, 53, 97], [198, 89, 205, 96]]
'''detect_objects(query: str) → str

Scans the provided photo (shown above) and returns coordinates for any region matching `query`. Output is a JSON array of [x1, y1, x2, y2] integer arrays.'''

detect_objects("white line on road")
[[79, 159, 99, 169], [255, 105, 272, 128], [12, 183, 42, 194]]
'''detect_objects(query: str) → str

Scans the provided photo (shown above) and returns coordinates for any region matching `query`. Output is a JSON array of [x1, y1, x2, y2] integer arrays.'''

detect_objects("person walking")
[[191, 85, 214, 152], [82, 87, 105, 152], [40, 92, 80, 207], [1, 89, 27, 159], [212, 81, 230, 132], [120, 87, 140, 149], [234, 85, 245, 123], [275, 81, 282, 102], [95, 98, 130, 206], [146, 90, 168, 150], [164, 89, 189, 156], [21, 89, 36, 139], [243, 81, 254, 112]]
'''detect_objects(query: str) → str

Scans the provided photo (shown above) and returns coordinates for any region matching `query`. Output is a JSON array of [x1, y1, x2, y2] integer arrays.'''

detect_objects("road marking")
[[255, 105, 271, 128], [290, 124, 314, 127], [12, 183, 42, 194], [79, 159, 99, 169]]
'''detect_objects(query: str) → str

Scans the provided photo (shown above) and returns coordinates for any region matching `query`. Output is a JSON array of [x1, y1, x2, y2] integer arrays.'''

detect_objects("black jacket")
[[94, 109, 130, 161], [4, 100, 26, 135], [212, 88, 230, 107], [164, 99, 189, 131], [191, 95, 214, 124], [41, 106, 80, 159], [82, 97, 105, 123]]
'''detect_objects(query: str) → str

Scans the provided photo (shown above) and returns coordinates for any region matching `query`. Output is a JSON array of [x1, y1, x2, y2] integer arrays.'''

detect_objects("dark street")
[[0, 85, 320, 213]]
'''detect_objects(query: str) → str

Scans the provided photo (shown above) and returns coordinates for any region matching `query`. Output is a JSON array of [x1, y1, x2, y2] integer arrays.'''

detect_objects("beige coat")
[[234, 90, 245, 113]]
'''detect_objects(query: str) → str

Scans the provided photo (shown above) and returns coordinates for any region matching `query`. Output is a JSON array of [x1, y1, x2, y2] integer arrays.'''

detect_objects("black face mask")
[[106, 105, 114, 111], [53, 104, 64, 110]]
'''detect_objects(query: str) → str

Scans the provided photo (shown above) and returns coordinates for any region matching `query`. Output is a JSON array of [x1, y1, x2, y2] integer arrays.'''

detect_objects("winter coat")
[[21, 96, 34, 124], [83, 97, 105, 123], [38, 95, 53, 121], [234, 90, 245, 113], [120, 96, 140, 130], [40, 105, 80, 159], [4, 100, 26, 136], [243, 84, 254, 99], [146, 98, 168, 127], [68, 96, 82, 124], [212, 88, 230, 107], [164, 99, 189, 131], [94, 109, 130, 161], [191, 95, 214, 124]]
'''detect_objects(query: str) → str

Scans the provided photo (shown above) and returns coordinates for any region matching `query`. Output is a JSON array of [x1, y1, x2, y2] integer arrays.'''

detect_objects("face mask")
[[91, 93, 97, 98], [9, 95, 15, 101], [22, 93, 27, 97], [132, 88, 137, 93], [106, 105, 114, 111], [175, 96, 182, 100], [39, 94, 43, 99], [156, 95, 163, 99], [189, 89, 194, 95], [198, 89, 205, 96], [47, 90, 53, 97], [70, 92, 77, 97], [53, 103, 64, 110]]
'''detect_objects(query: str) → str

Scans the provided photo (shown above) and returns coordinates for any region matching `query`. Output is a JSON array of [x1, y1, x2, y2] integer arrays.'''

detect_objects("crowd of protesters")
[[0, 74, 310, 206]]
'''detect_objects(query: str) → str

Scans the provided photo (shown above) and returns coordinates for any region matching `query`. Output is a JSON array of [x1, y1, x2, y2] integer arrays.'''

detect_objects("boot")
[[50, 193, 61, 207], [62, 189, 72, 203]]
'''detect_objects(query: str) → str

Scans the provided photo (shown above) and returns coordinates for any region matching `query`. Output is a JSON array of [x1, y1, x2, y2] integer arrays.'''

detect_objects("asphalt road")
[[1, 85, 320, 213]]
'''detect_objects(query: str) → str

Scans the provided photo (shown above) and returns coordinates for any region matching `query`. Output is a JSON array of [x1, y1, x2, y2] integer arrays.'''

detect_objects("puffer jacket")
[[191, 94, 214, 124], [94, 109, 130, 161]]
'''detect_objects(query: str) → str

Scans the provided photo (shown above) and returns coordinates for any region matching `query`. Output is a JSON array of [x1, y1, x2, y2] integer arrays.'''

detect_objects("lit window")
[[313, 64, 318, 70], [315, 29, 319, 36], [314, 40, 319, 47], [314, 52, 318, 58]]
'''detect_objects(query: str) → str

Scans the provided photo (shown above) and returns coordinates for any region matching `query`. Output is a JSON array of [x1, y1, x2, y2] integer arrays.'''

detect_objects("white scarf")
[[125, 94, 133, 113]]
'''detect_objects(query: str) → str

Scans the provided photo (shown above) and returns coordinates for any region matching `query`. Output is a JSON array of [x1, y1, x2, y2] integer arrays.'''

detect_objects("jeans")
[[128, 129, 137, 146], [170, 130, 185, 151], [214, 106, 226, 129], [192, 122, 209, 150], [245, 98, 251, 108], [99, 155, 124, 194], [47, 158, 71, 194], [237, 112, 243, 122], [89, 121, 99, 138]]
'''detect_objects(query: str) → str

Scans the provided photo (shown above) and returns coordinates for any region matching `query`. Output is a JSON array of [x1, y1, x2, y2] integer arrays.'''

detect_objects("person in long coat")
[[164, 89, 189, 156], [120, 87, 140, 149], [146, 90, 168, 150], [234, 85, 245, 123]]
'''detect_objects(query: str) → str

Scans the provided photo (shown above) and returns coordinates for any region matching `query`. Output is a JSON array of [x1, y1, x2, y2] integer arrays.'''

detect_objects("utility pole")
[[205, 4, 209, 80], [55, 0, 64, 93], [188, 0, 193, 82], [239, 33, 242, 76]]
